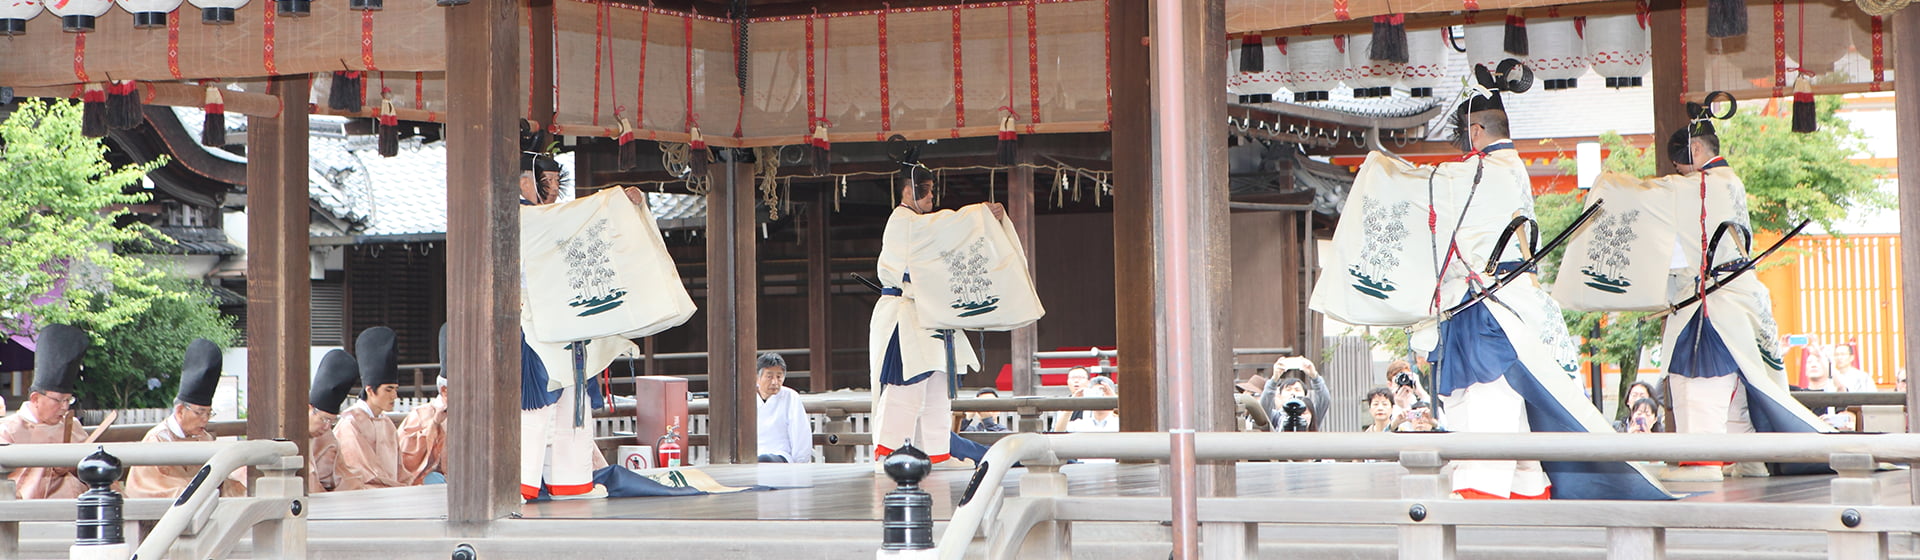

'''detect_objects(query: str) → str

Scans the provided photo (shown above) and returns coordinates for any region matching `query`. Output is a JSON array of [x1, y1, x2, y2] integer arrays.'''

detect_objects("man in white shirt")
[[754, 352, 813, 463]]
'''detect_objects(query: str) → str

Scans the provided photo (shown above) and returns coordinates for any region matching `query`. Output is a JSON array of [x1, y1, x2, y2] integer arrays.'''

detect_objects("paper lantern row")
[[1229, 15, 1651, 104], [0, 0, 462, 34]]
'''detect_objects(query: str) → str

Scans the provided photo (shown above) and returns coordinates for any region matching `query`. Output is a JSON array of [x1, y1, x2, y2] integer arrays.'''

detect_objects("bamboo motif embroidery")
[[940, 237, 1000, 317], [1579, 209, 1641, 294], [561, 219, 629, 317], [1350, 196, 1415, 300]]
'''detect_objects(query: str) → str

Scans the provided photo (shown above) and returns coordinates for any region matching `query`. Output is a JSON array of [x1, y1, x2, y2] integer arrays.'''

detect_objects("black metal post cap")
[[76, 447, 122, 487], [131, 11, 168, 29], [201, 7, 236, 24], [1408, 503, 1428, 522], [883, 443, 932, 487], [1841, 508, 1862, 528], [0, 18, 26, 36], [60, 14, 96, 33]]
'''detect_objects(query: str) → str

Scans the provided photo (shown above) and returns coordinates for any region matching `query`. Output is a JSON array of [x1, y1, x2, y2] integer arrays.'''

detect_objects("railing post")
[[1015, 461, 1070, 559], [878, 444, 935, 559], [70, 447, 127, 560], [1827, 453, 1887, 560], [1398, 450, 1455, 560], [824, 406, 853, 463], [1014, 397, 1045, 433], [251, 454, 309, 560], [1605, 527, 1666, 560]]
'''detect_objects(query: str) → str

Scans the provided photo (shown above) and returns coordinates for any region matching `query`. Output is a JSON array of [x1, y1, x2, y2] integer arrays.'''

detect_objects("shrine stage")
[[19, 462, 1920, 559]]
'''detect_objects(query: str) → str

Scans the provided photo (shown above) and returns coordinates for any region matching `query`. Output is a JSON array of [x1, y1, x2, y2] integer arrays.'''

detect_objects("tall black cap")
[[176, 338, 222, 407], [309, 350, 359, 415], [31, 325, 89, 395]]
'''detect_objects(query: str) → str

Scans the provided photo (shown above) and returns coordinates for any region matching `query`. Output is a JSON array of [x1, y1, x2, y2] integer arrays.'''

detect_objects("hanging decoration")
[[1525, 18, 1588, 90], [1284, 35, 1344, 102], [376, 89, 400, 157], [1343, 33, 1401, 99], [997, 110, 1018, 165], [1583, 5, 1651, 88], [1707, 0, 1747, 38], [47, 0, 112, 32], [1789, 0, 1814, 134], [1400, 27, 1445, 98], [1229, 35, 1285, 103], [1502, 8, 1528, 56], [188, 0, 245, 24], [616, 110, 638, 170], [0, 0, 40, 35], [1368, 14, 1407, 64], [115, 0, 180, 28], [201, 84, 226, 147], [329, 71, 363, 112], [106, 80, 142, 130], [80, 82, 107, 137], [1240, 33, 1265, 72]]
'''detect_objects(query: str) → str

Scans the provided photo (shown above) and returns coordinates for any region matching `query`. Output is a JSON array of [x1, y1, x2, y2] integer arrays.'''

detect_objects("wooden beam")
[[1110, 0, 1158, 433], [443, 0, 521, 531], [807, 187, 834, 393], [705, 158, 759, 463], [1009, 152, 1038, 398], [243, 75, 311, 486], [1649, 0, 1685, 176], [1895, 5, 1920, 506]]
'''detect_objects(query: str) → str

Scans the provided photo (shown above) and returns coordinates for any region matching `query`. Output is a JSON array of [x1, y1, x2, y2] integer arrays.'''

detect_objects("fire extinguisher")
[[656, 416, 683, 468]]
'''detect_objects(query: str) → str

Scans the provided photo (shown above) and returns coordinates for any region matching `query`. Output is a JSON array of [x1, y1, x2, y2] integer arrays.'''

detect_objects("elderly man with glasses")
[[0, 324, 92, 499], [127, 339, 247, 498]]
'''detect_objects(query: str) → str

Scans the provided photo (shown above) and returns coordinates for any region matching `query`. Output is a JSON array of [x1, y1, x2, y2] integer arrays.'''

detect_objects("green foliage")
[[74, 276, 238, 410], [0, 99, 172, 335], [1717, 95, 1891, 234]]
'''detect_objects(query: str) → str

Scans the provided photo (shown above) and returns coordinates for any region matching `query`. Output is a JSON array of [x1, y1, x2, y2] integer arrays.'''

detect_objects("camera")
[[1394, 371, 1416, 388], [1279, 398, 1308, 432]]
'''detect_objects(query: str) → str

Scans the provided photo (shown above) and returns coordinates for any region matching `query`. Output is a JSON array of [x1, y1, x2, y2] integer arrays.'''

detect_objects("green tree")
[[74, 276, 239, 409], [1536, 99, 1888, 416], [0, 99, 172, 337]]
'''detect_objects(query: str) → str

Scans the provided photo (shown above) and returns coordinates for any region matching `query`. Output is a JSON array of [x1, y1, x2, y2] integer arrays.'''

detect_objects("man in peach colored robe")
[[126, 339, 246, 499], [0, 325, 92, 500], [334, 327, 408, 491]]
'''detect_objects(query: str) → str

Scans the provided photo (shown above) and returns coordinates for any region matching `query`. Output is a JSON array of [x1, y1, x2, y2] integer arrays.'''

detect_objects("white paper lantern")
[[1344, 34, 1404, 98], [1228, 36, 1288, 103], [1584, 12, 1651, 88], [116, 0, 182, 28], [1463, 21, 1510, 77], [1525, 18, 1589, 90], [1285, 35, 1347, 102], [45, 0, 110, 32], [1399, 28, 1447, 98], [0, 0, 40, 35], [186, 0, 244, 23]]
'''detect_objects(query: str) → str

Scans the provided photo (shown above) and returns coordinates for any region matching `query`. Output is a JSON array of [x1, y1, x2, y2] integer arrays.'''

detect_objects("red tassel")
[[688, 127, 709, 179], [808, 120, 832, 176], [997, 114, 1017, 165], [201, 86, 226, 147], [81, 83, 108, 138]]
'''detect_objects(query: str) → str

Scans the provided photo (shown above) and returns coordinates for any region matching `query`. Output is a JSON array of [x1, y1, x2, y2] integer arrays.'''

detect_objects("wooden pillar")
[[807, 187, 833, 393], [245, 74, 311, 484], [1894, 4, 1920, 505], [1009, 155, 1038, 397], [1649, 0, 1686, 175], [443, 0, 521, 530], [706, 158, 759, 463], [1110, 0, 1159, 432]]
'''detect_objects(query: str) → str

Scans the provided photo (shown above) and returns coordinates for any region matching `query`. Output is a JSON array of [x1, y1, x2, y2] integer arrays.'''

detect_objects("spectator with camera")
[[1386, 360, 1434, 430], [1264, 356, 1330, 432], [1621, 398, 1661, 433], [1403, 401, 1439, 432]]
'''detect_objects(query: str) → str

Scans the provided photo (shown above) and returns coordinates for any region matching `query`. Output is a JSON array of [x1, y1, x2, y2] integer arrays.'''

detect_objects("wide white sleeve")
[[784, 390, 814, 463]]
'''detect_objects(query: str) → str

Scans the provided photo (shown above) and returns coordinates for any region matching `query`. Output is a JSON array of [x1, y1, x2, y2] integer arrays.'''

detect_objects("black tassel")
[[106, 81, 143, 131], [81, 83, 107, 138], [1707, 0, 1747, 38], [329, 71, 363, 112], [996, 115, 1018, 166], [616, 116, 638, 170], [1503, 10, 1529, 56], [202, 86, 226, 147], [1791, 79, 1816, 133], [1239, 35, 1263, 73], [377, 101, 399, 157], [808, 121, 831, 176], [1370, 14, 1407, 64], [688, 128, 710, 179]]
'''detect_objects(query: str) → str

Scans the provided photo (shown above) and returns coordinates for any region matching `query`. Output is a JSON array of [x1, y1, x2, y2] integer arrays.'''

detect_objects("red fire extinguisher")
[[656, 416, 683, 468]]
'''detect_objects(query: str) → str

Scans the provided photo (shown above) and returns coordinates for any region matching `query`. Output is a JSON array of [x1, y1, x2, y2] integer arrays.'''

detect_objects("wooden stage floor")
[[304, 461, 1918, 522]]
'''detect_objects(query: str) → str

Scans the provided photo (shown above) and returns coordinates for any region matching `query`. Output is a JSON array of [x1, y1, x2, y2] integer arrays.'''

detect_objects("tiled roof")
[[119, 225, 245, 256]]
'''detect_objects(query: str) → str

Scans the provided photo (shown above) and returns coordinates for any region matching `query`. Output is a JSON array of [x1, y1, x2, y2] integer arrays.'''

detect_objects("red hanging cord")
[[1771, 0, 1785, 97], [878, 7, 892, 137], [639, 10, 651, 137], [1333, 0, 1349, 21], [1871, 16, 1885, 91], [806, 14, 817, 133], [593, 0, 605, 126], [414, 71, 425, 110], [1679, 0, 1688, 95], [1463, 0, 1479, 12], [1025, 0, 1040, 131], [731, 5, 744, 137], [684, 13, 696, 132], [73, 34, 88, 83], [550, 9, 561, 133], [263, 0, 278, 76], [167, 10, 182, 79], [1103, 0, 1112, 128], [951, 8, 964, 135], [363, 9, 379, 107], [527, 2, 536, 120]]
